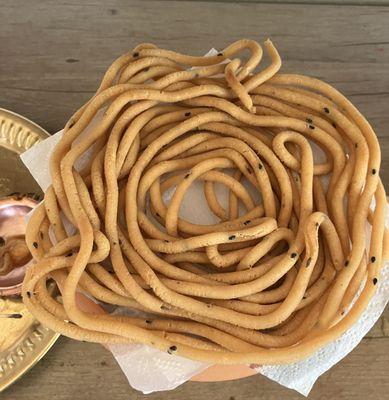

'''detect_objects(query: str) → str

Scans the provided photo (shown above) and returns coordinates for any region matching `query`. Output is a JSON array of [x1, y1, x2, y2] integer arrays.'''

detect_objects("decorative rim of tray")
[[0, 107, 60, 393]]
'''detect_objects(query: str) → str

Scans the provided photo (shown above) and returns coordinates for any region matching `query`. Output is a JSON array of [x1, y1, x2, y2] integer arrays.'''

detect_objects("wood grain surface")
[[0, 1, 388, 399]]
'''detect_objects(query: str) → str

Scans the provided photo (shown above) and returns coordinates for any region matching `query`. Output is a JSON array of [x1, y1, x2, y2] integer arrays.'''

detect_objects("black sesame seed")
[[371, 256, 376, 263], [217, 53, 223, 57], [184, 112, 191, 117], [68, 120, 75, 128], [291, 252, 297, 258], [33, 242, 38, 249], [323, 107, 330, 114], [160, 304, 170, 311], [306, 118, 313, 124], [306, 257, 312, 268], [9, 313, 23, 319], [243, 220, 251, 226], [65, 252, 73, 257], [258, 163, 263, 170], [228, 235, 236, 240], [344, 260, 349, 267], [373, 278, 378, 285], [164, 240, 170, 243], [303, 296, 307, 300], [308, 125, 315, 130], [184, 173, 191, 179], [145, 320, 152, 324], [156, 213, 160, 218], [372, 169, 377, 175], [341, 310, 345, 316], [168, 345, 177, 354], [26, 291, 32, 298], [133, 52, 139, 57]]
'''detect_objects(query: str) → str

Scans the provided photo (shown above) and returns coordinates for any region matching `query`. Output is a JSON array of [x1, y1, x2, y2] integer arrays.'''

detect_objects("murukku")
[[22, 39, 388, 364]]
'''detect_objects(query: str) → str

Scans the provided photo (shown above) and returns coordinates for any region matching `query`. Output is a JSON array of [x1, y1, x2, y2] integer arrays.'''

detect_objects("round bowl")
[[0, 196, 38, 296]]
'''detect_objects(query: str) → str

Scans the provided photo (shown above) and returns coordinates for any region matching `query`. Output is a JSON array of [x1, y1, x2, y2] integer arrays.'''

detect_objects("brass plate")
[[0, 108, 59, 392]]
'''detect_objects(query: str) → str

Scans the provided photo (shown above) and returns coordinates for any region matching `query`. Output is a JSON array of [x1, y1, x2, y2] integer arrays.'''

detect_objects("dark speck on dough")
[[167, 345, 177, 354]]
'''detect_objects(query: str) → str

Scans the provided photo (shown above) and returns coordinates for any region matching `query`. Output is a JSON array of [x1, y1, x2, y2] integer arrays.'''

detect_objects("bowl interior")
[[0, 197, 37, 295]]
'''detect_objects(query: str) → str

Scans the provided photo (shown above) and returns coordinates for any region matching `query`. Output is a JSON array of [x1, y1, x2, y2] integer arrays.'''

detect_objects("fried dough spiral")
[[22, 39, 388, 364]]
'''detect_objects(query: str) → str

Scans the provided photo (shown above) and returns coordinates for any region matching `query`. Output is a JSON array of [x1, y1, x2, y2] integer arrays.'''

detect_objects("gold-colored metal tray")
[[0, 108, 60, 392]]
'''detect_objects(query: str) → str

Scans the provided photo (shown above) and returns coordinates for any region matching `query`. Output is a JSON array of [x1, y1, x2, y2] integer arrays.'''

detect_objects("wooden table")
[[1, 1, 388, 399]]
